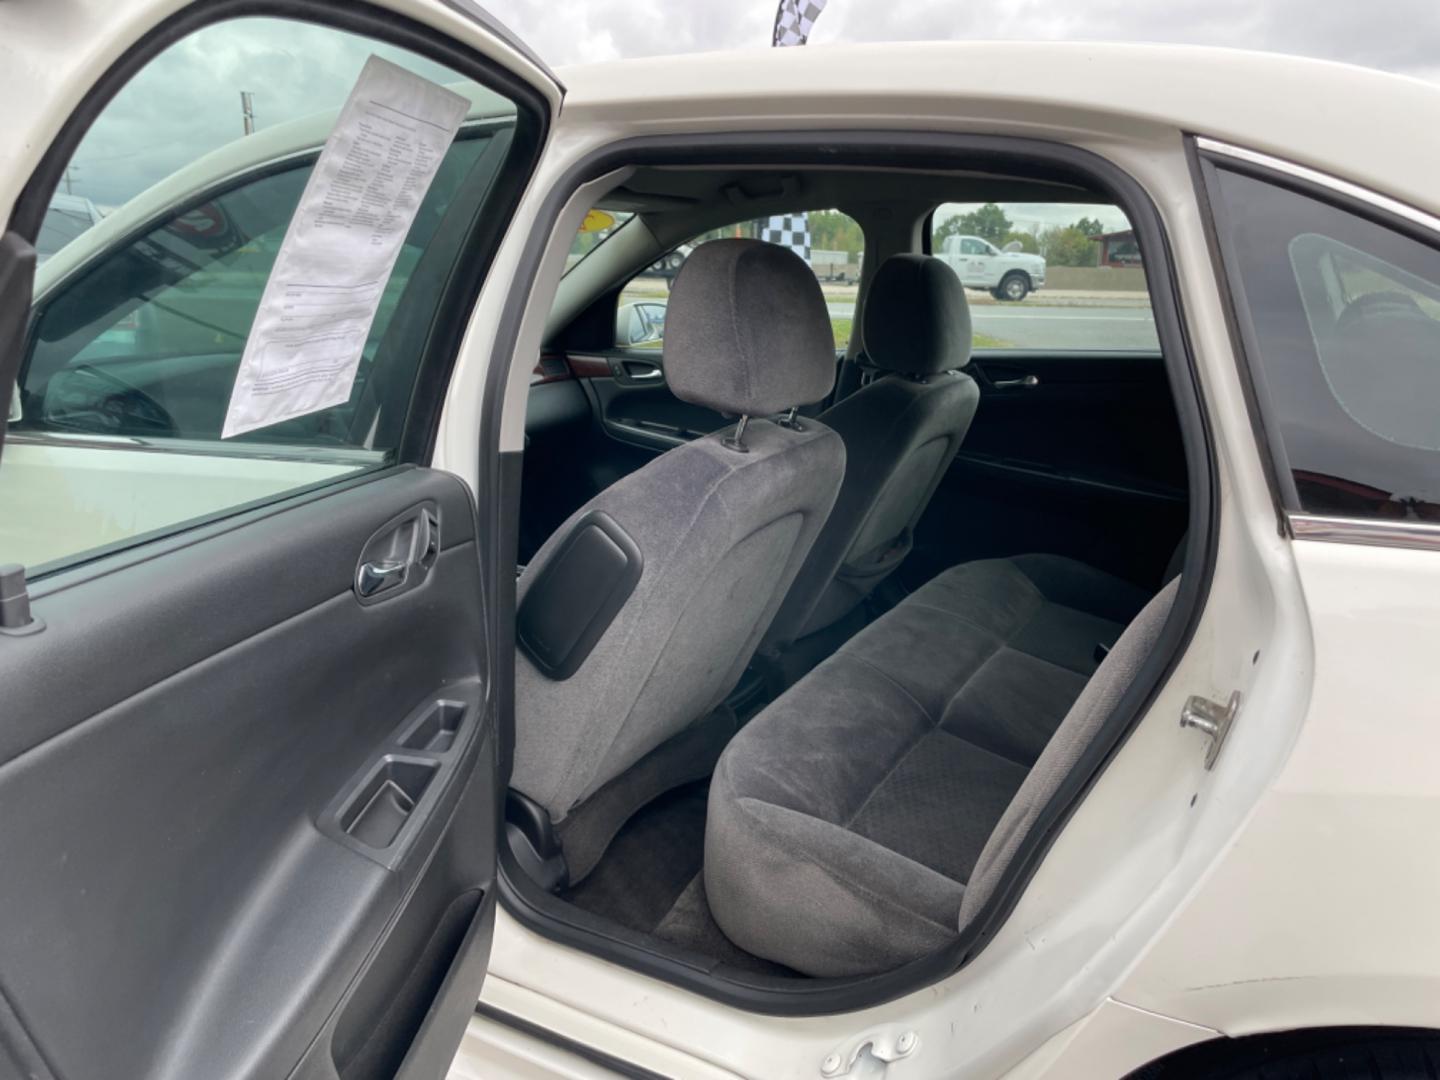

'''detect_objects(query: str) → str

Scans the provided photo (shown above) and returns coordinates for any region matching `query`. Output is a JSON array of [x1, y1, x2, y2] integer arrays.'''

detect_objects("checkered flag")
[[772, 0, 828, 47], [761, 212, 811, 262]]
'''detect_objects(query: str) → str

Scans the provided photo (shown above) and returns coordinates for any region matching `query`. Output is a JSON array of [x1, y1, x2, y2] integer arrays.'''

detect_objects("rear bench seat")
[[704, 554, 1178, 977]]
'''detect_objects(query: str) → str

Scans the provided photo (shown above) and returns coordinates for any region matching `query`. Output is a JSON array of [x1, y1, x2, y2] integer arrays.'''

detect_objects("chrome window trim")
[[1290, 513, 1440, 552], [1196, 137, 1440, 241]]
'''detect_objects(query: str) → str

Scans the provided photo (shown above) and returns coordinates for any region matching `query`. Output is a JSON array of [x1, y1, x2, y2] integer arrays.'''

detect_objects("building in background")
[[1096, 228, 1142, 268]]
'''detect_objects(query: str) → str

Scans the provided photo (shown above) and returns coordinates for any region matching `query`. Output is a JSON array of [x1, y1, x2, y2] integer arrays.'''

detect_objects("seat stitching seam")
[[931, 724, 1035, 772], [840, 651, 941, 726], [1003, 600, 1109, 677], [862, 600, 1006, 641], [734, 797, 962, 934], [842, 731, 930, 830], [928, 631, 1009, 717]]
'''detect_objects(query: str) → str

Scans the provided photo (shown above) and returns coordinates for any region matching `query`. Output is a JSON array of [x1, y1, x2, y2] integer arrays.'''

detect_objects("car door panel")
[[0, 1, 563, 1071], [0, 467, 495, 1080], [584, 353, 727, 451], [909, 350, 1188, 588]]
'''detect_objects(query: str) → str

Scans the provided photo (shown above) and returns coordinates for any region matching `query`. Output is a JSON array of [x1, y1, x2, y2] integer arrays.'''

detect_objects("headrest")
[[662, 239, 836, 416], [862, 254, 972, 376]]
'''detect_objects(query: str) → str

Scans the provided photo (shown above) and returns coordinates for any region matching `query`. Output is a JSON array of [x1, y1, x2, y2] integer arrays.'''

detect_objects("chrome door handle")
[[630, 367, 663, 380], [992, 374, 1039, 390], [357, 558, 408, 597]]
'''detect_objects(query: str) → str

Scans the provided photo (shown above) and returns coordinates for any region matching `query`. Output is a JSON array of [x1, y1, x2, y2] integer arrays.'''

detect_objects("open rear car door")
[[0, 3, 558, 1078]]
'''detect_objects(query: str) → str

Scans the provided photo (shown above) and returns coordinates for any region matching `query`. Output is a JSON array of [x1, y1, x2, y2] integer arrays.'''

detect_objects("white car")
[[936, 233, 1048, 300], [3, 6, 1440, 1080]]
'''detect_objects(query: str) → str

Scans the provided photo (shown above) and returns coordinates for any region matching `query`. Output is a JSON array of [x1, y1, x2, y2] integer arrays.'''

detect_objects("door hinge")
[[820, 1031, 918, 1077], [1180, 690, 1241, 769]]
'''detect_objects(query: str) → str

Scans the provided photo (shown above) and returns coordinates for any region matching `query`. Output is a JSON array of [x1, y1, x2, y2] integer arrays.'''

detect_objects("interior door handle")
[[357, 558, 408, 597], [629, 366, 662, 380], [992, 374, 1039, 390], [355, 503, 440, 604]]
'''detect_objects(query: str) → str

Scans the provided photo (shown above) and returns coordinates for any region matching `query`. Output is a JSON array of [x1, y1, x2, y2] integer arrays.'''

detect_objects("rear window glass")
[[616, 209, 863, 352], [928, 201, 1157, 351], [1208, 165, 1440, 521]]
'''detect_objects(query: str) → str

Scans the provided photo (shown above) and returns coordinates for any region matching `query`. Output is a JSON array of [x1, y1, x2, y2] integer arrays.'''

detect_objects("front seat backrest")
[[512, 238, 846, 825], [765, 253, 980, 648]]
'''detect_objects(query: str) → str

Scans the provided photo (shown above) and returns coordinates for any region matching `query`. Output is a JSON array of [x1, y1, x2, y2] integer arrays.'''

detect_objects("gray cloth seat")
[[513, 239, 846, 835], [765, 254, 981, 648], [706, 554, 1176, 977]]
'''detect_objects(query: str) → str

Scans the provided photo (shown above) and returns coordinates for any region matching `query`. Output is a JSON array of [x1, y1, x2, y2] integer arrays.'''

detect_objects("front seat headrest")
[[663, 239, 836, 416], [862, 254, 972, 376]]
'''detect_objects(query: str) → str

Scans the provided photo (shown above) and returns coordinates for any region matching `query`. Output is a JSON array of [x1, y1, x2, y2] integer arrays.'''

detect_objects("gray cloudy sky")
[[66, 19, 464, 207], [60, 1, 1440, 212], [485, 0, 1440, 80]]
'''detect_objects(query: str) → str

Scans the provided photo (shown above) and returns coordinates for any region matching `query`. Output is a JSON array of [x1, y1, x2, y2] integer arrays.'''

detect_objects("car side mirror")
[[615, 305, 662, 348]]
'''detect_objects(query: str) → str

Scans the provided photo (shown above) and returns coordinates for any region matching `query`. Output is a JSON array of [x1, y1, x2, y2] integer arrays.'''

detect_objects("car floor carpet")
[[559, 781, 796, 977]]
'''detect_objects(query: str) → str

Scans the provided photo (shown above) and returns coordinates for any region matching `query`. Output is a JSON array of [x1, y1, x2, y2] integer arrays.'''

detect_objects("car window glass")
[[615, 208, 863, 352], [929, 201, 1157, 350], [567, 209, 635, 273], [37, 198, 102, 262], [1208, 165, 1440, 521], [25, 135, 491, 443], [2, 16, 526, 571]]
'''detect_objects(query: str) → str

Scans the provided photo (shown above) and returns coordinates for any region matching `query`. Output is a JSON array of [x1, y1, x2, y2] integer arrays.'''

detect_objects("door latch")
[[821, 1031, 918, 1077], [1180, 690, 1241, 769]]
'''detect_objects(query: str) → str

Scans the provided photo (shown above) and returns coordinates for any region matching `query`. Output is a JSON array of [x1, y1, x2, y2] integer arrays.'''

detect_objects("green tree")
[[934, 202, 1011, 246], [807, 209, 863, 257], [1039, 225, 1098, 267], [1000, 229, 1039, 254], [1072, 216, 1106, 238]]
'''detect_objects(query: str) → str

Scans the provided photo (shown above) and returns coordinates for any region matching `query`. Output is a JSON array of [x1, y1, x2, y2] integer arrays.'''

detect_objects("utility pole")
[[240, 91, 255, 136], [62, 165, 77, 195]]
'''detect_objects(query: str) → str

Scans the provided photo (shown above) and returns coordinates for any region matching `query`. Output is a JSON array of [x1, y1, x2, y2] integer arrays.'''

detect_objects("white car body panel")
[[1117, 540, 1440, 1034], [5, 5, 1440, 1076]]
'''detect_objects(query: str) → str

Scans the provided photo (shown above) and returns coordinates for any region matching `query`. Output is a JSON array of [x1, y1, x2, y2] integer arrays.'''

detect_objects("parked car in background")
[[614, 298, 666, 347], [936, 232, 1047, 299], [640, 242, 692, 285]]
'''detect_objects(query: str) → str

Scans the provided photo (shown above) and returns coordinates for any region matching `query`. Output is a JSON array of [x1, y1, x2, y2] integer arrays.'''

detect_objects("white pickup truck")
[[936, 233, 1047, 300]]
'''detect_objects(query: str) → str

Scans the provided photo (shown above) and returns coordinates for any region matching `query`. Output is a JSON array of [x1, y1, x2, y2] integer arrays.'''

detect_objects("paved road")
[[826, 301, 1159, 351]]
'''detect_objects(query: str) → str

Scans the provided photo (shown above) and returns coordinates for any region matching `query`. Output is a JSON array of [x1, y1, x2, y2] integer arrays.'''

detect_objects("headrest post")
[[722, 414, 751, 453], [778, 407, 803, 431]]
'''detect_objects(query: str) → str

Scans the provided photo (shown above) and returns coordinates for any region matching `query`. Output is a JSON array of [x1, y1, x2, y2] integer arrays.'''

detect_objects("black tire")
[[998, 272, 1030, 302], [1131, 1031, 1440, 1080]]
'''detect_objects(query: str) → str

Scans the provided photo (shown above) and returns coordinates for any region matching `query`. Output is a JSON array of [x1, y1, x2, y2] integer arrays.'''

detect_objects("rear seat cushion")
[[705, 554, 1154, 977]]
